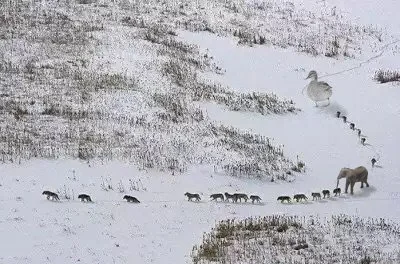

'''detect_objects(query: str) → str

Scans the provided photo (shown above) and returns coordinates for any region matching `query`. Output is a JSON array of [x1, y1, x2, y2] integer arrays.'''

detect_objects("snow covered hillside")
[[1, 0, 400, 263]]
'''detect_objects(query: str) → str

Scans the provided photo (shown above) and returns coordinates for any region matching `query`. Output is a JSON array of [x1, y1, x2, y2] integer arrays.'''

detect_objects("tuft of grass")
[[192, 215, 400, 263], [373, 69, 400, 84]]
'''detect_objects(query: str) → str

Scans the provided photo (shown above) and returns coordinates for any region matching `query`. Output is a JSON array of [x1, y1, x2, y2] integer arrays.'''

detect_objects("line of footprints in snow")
[[41, 112, 379, 205], [336, 111, 378, 167]]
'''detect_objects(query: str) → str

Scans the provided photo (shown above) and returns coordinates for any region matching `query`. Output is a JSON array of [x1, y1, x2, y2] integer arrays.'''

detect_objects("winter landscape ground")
[[0, 0, 400, 263]]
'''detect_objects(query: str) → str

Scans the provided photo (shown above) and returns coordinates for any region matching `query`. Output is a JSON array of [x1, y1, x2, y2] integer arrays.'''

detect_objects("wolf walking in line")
[[42, 191, 60, 201], [123, 195, 140, 203], [210, 193, 224, 201], [249, 195, 262, 203], [184, 192, 201, 201], [78, 194, 92, 202]]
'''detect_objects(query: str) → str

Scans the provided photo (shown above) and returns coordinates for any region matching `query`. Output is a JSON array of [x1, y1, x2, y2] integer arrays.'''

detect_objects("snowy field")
[[1, 0, 400, 263]]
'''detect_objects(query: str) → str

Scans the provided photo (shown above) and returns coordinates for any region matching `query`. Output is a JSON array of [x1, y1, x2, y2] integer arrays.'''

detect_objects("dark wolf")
[[333, 188, 341, 196], [233, 193, 249, 203], [224, 192, 236, 202], [277, 196, 291, 203], [210, 193, 224, 201], [311, 192, 321, 200], [78, 194, 92, 202], [42, 191, 60, 201], [123, 195, 140, 203], [293, 194, 308, 202], [184, 192, 201, 201], [322, 190, 330, 198], [249, 195, 262, 203]]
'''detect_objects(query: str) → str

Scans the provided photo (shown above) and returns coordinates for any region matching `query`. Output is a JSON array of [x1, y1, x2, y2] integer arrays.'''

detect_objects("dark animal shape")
[[123, 195, 140, 203], [294, 243, 309, 250], [371, 158, 377, 167], [233, 193, 248, 203], [249, 195, 262, 203], [311, 192, 321, 200], [210, 193, 224, 201], [356, 129, 361, 137], [277, 196, 291, 203], [350, 123, 355, 130], [293, 194, 308, 202], [184, 192, 201, 201], [42, 191, 60, 201], [361, 138, 366, 145], [336, 111, 341, 118], [333, 188, 341, 196], [342, 116, 347, 123], [78, 194, 92, 202], [224, 192, 235, 202], [322, 190, 330, 198]]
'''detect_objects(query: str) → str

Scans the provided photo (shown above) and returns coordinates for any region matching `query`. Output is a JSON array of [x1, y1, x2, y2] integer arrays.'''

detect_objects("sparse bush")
[[373, 69, 400, 84], [192, 215, 400, 263]]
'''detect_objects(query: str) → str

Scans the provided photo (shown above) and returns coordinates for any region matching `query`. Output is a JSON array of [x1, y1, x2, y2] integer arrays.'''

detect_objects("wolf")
[[277, 196, 291, 203], [233, 193, 249, 203], [322, 190, 330, 198], [210, 193, 224, 201], [293, 194, 308, 202], [311, 192, 321, 200], [333, 188, 341, 196], [123, 195, 140, 203], [184, 192, 201, 201], [42, 191, 60, 201], [224, 192, 236, 202], [249, 195, 262, 203], [78, 194, 92, 202]]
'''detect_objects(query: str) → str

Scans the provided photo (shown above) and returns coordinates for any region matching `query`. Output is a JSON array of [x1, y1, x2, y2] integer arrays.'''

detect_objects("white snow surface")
[[1, 1, 400, 264]]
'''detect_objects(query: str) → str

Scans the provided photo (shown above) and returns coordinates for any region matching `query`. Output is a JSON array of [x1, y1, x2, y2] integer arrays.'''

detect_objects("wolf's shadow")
[[352, 186, 377, 198], [188, 200, 206, 204], [316, 101, 348, 118]]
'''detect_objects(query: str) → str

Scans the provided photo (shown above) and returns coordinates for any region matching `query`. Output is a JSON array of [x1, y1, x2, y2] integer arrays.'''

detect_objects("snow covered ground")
[[1, 0, 400, 263]]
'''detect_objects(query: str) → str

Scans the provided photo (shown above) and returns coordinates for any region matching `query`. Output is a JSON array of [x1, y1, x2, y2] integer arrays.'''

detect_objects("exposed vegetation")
[[373, 69, 400, 84], [0, 0, 299, 181], [192, 215, 400, 264]]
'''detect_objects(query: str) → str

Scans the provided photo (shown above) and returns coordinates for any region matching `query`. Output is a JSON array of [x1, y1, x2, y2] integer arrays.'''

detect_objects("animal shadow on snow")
[[352, 186, 377, 198], [226, 202, 265, 206], [187, 200, 206, 204], [316, 101, 348, 117], [282, 201, 313, 206]]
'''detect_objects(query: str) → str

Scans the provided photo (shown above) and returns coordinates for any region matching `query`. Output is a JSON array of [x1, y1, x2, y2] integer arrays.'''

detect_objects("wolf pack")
[[184, 187, 342, 205], [42, 191, 140, 203], [41, 185, 345, 205]]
